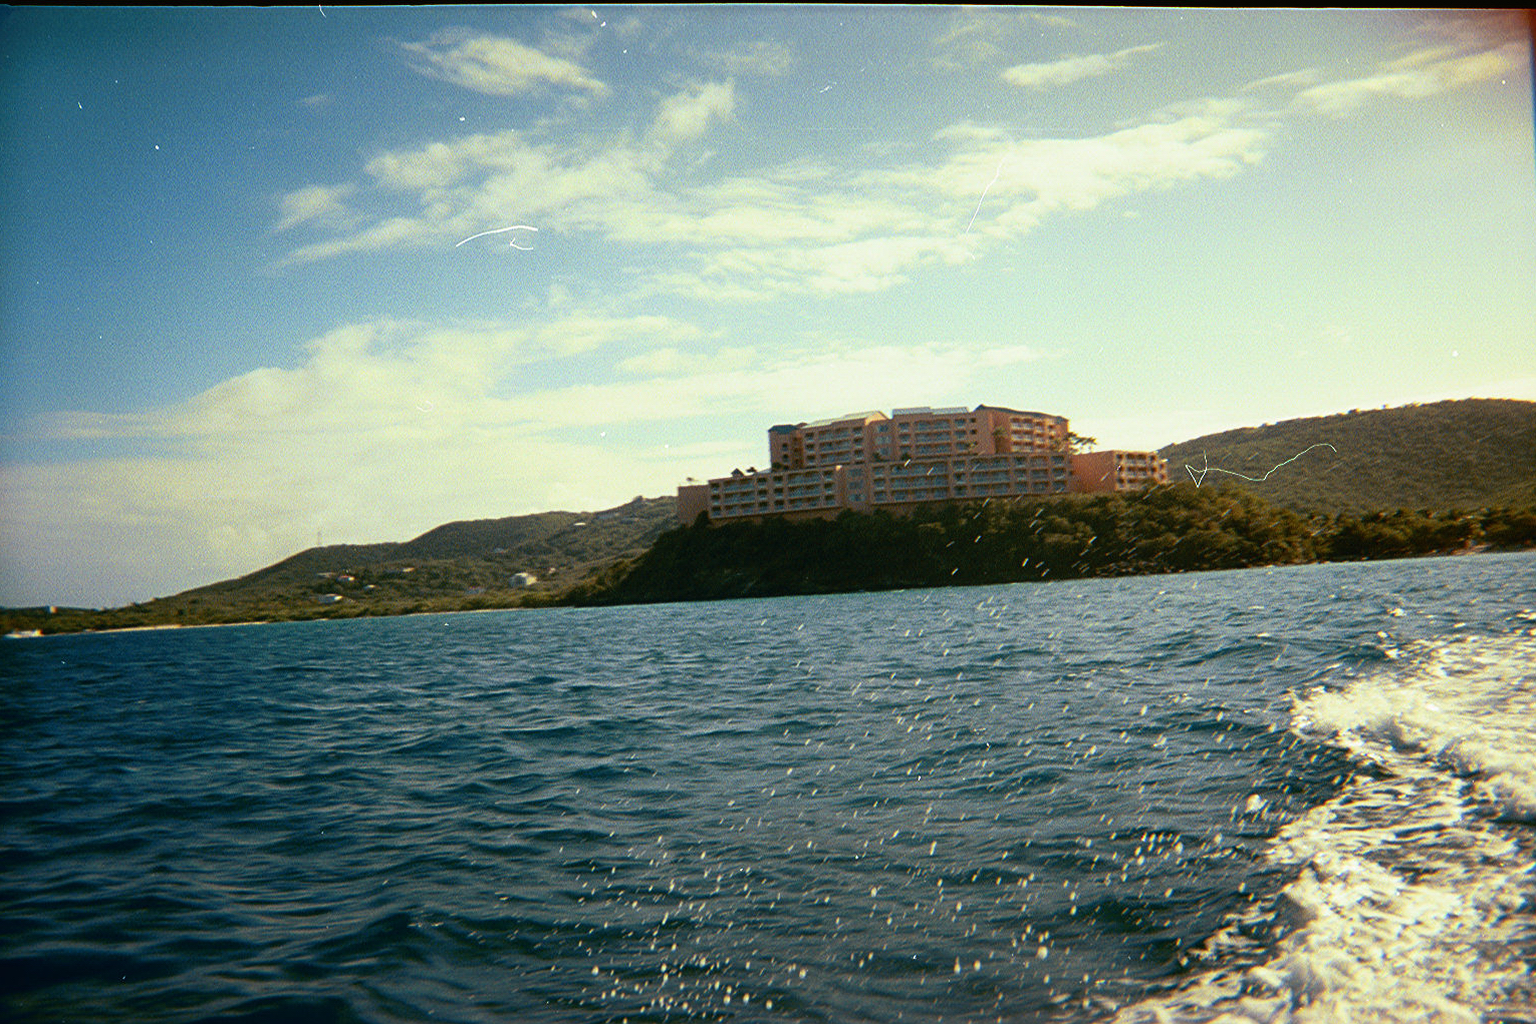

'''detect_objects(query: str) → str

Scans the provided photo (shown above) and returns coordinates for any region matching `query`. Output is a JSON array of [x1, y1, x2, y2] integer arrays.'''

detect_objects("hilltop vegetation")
[[1159, 399, 1536, 513], [566, 484, 1535, 606]]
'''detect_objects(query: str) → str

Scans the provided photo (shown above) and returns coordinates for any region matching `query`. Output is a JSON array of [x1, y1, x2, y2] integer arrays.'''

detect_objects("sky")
[[1, 7, 1532, 609]]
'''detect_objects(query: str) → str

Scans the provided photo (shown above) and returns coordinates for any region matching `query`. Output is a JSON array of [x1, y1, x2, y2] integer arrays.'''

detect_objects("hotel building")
[[677, 404, 1169, 524]]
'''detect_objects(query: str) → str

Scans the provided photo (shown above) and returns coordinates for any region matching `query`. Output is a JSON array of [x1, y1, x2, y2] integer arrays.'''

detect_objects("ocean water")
[[2, 553, 1533, 1024]]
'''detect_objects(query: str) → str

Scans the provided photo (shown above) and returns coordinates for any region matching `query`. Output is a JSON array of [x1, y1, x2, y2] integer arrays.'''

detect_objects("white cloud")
[[873, 101, 1267, 235], [6, 313, 712, 606], [614, 101, 1259, 302], [274, 81, 717, 267], [274, 80, 1267, 300], [310, 99, 1260, 294], [401, 31, 609, 98], [39, 315, 702, 446], [1293, 41, 1526, 116], [651, 80, 736, 144], [1000, 44, 1163, 91], [34, 322, 1046, 462], [272, 183, 354, 232]]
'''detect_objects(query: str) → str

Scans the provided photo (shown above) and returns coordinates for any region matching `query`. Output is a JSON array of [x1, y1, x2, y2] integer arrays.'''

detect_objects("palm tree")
[[1050, 432, 1098, 454]]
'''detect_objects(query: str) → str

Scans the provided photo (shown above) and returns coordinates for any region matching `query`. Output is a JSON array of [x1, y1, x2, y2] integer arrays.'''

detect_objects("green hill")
[[191, 495, 673, 596], [1158, 399, 1536, 513], [4, 496, 676, 633]]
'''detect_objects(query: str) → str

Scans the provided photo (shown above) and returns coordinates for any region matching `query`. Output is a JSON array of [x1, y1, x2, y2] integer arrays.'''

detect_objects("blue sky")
[[1, 7, 1532, 608]]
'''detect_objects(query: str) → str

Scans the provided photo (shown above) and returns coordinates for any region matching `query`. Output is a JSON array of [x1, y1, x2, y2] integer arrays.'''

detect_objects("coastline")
[[8, 545, 1532, 639]]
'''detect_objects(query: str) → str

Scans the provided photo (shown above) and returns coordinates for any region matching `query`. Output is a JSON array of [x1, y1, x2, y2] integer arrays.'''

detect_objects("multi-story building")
[[1067, 449, 1168, 494], [676, 404, 1168, 524]]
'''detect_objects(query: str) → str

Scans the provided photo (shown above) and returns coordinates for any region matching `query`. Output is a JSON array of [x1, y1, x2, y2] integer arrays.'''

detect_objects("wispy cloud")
[[275, 216, 429, 269], [401, 30, 610, 97], [1293, 40, 1525, 116], [7, 312, 713, 603], [275, 79, 1270, 301], [272, 183, 354, 233], [862, 101, 1267, 244], [645, 233, 974, 301], [1000, 43, 1163, 91], [272, 79, 740, 268], [931, 8, 1077, 72], [1242, 69, 1322, 93], [693, 40, 794, 77], [39, 315, 705, 446]]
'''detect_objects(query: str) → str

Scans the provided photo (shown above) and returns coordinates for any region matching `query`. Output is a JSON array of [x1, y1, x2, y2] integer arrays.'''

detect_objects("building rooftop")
[[891, 405, 969, 416], [802, 410, 887, 429], [973, 403, 1063, 419]]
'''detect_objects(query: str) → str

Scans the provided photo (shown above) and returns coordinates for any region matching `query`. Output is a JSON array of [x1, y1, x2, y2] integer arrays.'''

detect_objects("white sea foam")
[[1115, 633, 1536, 1024], [1293, 633, 1536, 823]]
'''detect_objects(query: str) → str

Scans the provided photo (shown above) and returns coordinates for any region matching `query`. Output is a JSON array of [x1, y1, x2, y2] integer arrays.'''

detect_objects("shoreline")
[[10, 546, 1530, 639], [7, 618, 274, 638]]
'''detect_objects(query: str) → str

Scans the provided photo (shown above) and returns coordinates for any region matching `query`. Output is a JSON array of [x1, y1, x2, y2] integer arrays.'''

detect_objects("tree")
[[1051, 432, 1098, 453]]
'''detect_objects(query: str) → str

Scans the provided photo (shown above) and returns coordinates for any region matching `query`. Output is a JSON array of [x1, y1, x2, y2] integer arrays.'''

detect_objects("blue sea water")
[[2, 553, 1534, 1024]]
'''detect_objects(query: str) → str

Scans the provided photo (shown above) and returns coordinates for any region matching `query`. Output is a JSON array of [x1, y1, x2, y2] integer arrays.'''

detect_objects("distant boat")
[[5, 629, 43, 639]]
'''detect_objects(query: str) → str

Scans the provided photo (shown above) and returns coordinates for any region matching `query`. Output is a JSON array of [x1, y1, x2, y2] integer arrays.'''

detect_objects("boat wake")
[[1114, 629, 1536, 1024]]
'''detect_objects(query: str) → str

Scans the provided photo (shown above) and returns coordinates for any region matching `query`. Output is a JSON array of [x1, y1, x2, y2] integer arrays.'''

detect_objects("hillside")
[[188, 495, 673, 597], [4, 496, 676, 632], [1158, 399, 1536, 513]]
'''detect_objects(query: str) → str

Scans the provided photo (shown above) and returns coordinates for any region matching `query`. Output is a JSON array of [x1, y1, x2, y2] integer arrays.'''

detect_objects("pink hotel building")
[[677, 404, 1169, 524]]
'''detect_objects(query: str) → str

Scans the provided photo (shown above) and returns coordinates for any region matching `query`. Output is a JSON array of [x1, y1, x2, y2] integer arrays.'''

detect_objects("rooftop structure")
[[677, 404, 1168, 524]]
